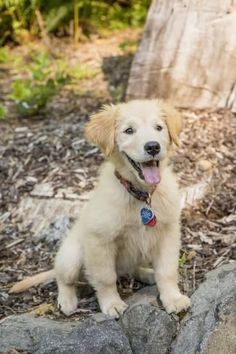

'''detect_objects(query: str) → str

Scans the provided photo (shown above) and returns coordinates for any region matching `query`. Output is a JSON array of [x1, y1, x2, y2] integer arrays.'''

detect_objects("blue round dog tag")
[[140, 207, 157, 227]]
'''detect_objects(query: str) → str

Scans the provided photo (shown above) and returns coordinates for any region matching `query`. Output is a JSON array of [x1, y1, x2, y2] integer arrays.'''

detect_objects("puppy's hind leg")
[[55, 226, 83, 316], [134, 266, 155, 285]]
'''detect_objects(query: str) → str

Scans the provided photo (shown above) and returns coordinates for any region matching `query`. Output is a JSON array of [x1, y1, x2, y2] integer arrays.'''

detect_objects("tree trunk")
[[126, 0, 236, 112]]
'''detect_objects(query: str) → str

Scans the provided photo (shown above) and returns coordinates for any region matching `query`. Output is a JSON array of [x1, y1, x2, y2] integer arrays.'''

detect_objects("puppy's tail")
[[9, 269, 55, 294]]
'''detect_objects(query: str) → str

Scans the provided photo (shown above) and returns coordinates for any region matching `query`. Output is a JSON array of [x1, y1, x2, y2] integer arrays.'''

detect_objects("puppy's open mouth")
[[125, 154, 161, 185]]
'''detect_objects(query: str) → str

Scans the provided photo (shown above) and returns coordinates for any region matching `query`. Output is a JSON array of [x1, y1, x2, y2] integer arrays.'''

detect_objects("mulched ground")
[[0, 31, 235, 321]]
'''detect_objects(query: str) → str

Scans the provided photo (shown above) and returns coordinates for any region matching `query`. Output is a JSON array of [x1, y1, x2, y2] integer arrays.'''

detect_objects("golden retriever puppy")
[[10, 100, 190, 318]]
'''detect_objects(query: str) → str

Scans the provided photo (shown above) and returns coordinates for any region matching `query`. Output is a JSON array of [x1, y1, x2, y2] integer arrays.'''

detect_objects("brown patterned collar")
[[114, 170, 153, 205]]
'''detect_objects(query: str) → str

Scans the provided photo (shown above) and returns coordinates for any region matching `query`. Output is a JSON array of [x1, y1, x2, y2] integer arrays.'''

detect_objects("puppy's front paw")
[[100, 299, 128, 319], [161, 293, 191, 314], [57, 293, 78, 316]]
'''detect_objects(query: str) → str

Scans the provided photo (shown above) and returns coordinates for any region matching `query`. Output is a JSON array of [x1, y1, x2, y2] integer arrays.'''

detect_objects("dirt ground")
[[0, 30, 235, 321]]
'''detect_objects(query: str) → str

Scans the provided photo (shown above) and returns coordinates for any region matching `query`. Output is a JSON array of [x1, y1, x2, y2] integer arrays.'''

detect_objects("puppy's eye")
[[124, 127, 134, 134], [156, 125, 163, 131]]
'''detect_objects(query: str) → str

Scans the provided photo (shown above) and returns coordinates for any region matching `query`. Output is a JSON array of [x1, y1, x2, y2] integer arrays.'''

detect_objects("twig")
[[205, 199, 214, 215], [6, 239, 24, 249], [35, 9, 50, 46], [213, 248, 231, 268], [74, 308, 93, 314], [74, 0, 80, 43], [1, 305, 17, 315]]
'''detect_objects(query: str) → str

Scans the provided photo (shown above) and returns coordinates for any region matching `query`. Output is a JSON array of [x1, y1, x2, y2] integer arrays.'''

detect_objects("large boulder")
[[0, 314, 132, 354], [121, 303, 176, 354], [1, 263, 235, 354], [171, 263, 236, 354]]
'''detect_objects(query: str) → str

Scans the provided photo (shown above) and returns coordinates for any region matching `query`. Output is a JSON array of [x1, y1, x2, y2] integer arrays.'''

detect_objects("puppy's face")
[[85, 100, 182, 186], [116, 101, 170, 185]]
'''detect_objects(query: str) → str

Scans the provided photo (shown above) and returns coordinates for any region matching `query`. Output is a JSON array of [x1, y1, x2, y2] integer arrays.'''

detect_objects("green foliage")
[[0, 0, 151, 45], [78, 0, 151, 32], [10, 51, 69, 116], [119, 39, 138, 54], [0, 104, 7, 119], [179, 253, 187, 269], [0, 47, 10, 63], [0, 0, 33, 44], [68, 63, 99, 80], [9, 50, 99, 116]]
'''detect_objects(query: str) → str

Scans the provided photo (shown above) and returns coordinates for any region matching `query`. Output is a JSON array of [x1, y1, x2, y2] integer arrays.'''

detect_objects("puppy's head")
[[85, 100, 182, 186]]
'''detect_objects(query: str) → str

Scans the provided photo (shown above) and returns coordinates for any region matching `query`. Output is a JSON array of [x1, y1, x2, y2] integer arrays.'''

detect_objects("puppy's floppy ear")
[[160, 101, 182, 147], [85, 105, 117, 156]]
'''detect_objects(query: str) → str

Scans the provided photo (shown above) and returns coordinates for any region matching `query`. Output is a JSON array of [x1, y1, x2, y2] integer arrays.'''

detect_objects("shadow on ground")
[[102, 54, 133, 102]]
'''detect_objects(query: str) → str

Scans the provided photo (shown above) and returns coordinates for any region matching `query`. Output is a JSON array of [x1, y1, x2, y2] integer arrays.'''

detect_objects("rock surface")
[[0, 314, 133, 354], [1, 263, 235, 354], [171, 263, 236, 354], [121, 303, 176, 354], [203, 297, 236, 354]]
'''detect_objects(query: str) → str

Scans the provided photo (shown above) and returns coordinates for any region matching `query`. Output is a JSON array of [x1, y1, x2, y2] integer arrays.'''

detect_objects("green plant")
[[0, 47, 10, 63], [0, 104, 7, 119], [119, 39, 138, 53], [179, 253, 187, 269], [78, 0, 151, 33], [10, 51, 69, 116], [8, 49, 99, 116], [0, 0, 151, 45], [68, 63, 99, 80]]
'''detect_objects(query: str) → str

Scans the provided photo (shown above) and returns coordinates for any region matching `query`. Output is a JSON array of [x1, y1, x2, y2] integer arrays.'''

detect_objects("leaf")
[[179, 253, 187, 268], [10, 79, 31, 101], [0, 47, 10, 63], [31, 67, 45, 81], [30, 303, 55, 316], [0, 104, 6, 119]]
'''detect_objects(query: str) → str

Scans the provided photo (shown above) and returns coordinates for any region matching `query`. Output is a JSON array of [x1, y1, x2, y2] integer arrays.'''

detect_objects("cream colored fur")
[[10, 100, 190, 318], [9, 270, 55, 293]]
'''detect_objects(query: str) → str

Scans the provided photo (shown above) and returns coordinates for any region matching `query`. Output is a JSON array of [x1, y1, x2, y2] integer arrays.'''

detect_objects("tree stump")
[[126, 0, 236, 111]]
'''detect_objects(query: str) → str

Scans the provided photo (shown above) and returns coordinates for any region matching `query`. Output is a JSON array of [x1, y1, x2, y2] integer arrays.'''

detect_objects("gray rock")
[[203, 295, 236, 354], [0, 314, 132, 354], [171, 263, 236, 354], [121, 303, 177, 354], [1, 263, 235, 354], [120, 285, 177, 354]]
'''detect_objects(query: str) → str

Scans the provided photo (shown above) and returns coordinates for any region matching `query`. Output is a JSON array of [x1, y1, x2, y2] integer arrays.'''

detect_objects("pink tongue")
[[141, 165, 161, 185]]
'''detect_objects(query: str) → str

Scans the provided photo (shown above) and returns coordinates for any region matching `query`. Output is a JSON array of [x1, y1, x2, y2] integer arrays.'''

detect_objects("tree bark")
[[126, 0, 236, 112]]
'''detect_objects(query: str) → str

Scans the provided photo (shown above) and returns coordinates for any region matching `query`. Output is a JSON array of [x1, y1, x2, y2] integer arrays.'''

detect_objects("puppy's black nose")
[[144, 141, 160, 157]]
